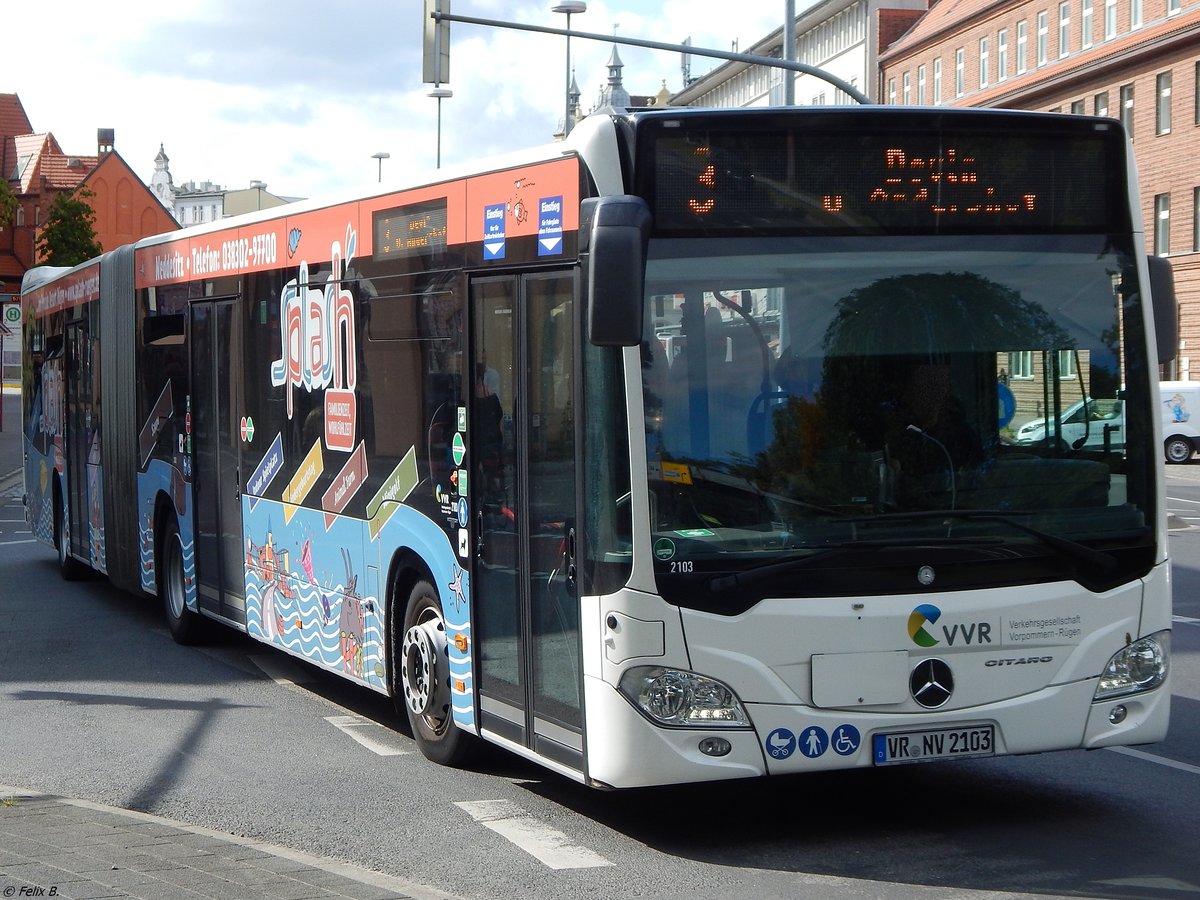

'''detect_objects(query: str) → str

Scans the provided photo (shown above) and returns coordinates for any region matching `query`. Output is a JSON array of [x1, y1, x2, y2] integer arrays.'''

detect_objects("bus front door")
[[471, 272, 583, 770], [190, 298, 246, 626]]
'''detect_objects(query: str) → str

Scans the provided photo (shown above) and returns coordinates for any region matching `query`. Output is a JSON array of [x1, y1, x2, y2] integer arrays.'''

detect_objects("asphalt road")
[[0, 395, 1197, 898]]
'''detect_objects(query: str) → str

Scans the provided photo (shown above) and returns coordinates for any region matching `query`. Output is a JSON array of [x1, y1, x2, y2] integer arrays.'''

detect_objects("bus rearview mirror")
[[584, 196, 651, 347]]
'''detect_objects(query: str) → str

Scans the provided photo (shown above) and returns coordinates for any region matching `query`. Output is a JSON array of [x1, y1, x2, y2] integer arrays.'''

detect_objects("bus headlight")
[[618, 666, 751, 728], [1094, 631, 1170, 700]]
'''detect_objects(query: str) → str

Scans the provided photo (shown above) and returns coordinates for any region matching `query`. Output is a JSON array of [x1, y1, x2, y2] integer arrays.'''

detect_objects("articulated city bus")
[[21, 107, 1174, 788]]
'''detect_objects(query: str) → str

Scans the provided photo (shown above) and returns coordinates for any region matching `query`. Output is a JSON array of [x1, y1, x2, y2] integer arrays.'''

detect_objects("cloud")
[[6, 1, 794, 201]]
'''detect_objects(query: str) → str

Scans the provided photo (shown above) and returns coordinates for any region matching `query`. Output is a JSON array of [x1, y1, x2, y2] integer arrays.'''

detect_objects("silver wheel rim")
[[401, 607, 449, 724]]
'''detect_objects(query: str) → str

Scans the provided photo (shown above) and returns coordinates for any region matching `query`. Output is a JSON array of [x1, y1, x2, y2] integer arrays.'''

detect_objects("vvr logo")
[[907, 604, 941, 647], [908, 604, 993, 647]]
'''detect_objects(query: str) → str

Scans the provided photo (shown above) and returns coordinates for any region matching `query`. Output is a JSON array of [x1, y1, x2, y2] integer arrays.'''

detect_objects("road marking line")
[[248, 652, 320, 685], [324, 715, 410, 756], [1173, 615, 1200, 626], [1107, 746, 1200, 776], [455, 799, 614, 870], [0, 539, 39, 546], [1166, 495, 1200, 504]]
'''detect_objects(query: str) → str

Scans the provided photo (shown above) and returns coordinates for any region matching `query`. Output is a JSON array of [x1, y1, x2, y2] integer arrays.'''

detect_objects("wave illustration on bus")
[[21, 107, 1175, 788]]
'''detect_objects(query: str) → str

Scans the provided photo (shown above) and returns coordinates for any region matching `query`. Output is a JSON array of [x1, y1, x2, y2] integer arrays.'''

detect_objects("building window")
[[888, 78, 896, 105], [955, 48, 965, 97], [1017, 21, 1028, 73], [1037, 11, 1049, 65], [933, 58, 942, 105], [903, 71, 912, 104], [979, 37, 989, 87], [1058, 3, 1070, 57], [1105, 0, 1117, 39], [14, 206, 23, 227], [1196, 63, 1200, 124], [1169, 0, 1181, 15], [1095, 91, 1109, 116], [917, 64, 927, 104], [1081, 0, 1093, 48], [1072, 99, 1085, 114], [997, 29, 1008, 81], [1009, 351, 1034, 379], [1155, 194, 1170, 255], [1057, 350, 1078, 379], [1193, 187, 1200, 252], [1157, 71, 1172, 135], [1121, 83, 1134, 135], [1131, 0, 1143, 29]]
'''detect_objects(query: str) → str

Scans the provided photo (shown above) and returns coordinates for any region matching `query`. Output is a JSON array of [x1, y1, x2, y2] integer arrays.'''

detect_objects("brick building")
[[1, 93, 177, 298], [879, 0, 1200, 381]]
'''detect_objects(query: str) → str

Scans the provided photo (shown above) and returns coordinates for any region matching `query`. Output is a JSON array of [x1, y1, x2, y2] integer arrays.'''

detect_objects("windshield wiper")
[[705, 509, 1118, 593], [705, 536, 991, 592], [850, 509, 1119, 574]]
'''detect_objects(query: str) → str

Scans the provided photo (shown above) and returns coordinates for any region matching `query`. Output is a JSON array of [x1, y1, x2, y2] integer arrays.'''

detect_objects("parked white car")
[[1015, 397, 1123, 451]]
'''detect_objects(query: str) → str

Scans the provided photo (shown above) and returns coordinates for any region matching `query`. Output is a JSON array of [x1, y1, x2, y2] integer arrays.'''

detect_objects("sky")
[[6, 0, 796, 204]]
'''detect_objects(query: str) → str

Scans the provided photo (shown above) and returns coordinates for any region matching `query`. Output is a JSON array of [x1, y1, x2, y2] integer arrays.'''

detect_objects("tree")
[[36, 187, 102, 266], [0, 178, 17, 227]]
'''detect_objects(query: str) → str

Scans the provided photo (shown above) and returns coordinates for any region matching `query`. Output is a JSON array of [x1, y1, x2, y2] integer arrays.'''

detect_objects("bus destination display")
[[645, 120, 1122, 235], [374, 199, 449, 257]]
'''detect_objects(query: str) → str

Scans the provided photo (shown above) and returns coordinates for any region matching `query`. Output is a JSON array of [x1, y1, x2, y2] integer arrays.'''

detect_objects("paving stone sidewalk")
[[0, 786, 457, 900]]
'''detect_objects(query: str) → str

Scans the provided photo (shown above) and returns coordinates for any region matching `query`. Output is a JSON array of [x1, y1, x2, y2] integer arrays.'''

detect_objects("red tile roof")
[[1, 92, 34, 182]]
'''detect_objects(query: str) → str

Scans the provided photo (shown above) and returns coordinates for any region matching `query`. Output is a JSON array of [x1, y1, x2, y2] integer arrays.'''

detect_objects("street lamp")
[[552, 1, 586, 137], [427, 87, 453, 168], [249, 180, 266, 211], [371, 151, 390, 183]]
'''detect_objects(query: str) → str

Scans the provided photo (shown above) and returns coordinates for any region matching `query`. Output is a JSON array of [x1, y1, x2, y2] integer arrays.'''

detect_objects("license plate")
[[872, 724, 995, 766]]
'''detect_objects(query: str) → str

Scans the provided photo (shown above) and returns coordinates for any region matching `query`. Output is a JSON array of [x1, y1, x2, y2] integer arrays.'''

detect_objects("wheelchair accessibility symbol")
[[831, 724, 861, 756]]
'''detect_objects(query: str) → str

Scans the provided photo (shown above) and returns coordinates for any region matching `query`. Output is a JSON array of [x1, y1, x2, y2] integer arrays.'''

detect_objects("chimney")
[[97, 128, 115, 155]]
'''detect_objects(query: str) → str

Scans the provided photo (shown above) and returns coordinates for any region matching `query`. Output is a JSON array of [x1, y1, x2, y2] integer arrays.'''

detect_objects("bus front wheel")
[[396, 579, 475, 766]]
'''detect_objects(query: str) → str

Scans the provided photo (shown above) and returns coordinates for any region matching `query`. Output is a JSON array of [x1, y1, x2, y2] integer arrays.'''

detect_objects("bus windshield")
[[641, 233, 1155, 610]]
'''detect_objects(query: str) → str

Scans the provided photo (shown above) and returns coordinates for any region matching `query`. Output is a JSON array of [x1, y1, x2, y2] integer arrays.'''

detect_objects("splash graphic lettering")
[[270, 225, 358, 452]]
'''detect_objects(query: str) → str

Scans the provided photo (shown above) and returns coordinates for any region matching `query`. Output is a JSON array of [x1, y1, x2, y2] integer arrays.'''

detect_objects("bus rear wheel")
[[396, 579, 475, 766], [160, 517, 203, 644], [55, 491, 85, 581]]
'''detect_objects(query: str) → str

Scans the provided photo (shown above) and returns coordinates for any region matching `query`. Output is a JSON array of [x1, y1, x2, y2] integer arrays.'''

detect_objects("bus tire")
[[159, 516, 203, 645], [54, 489, 86, 581], [1165, 435, 1193, 464], [396, 578, 475, 766]]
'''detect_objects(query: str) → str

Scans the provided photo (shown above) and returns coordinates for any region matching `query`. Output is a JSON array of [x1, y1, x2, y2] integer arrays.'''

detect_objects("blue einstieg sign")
[[538, 195, 563, 256]]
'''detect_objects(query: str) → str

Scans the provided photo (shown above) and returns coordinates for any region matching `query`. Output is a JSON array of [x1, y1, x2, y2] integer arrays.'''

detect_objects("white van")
[[1160, 381, 1200, 463]]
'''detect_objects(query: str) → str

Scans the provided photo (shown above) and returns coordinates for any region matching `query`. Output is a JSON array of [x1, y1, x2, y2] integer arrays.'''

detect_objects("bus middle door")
[[190, 297, 247, 627]]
